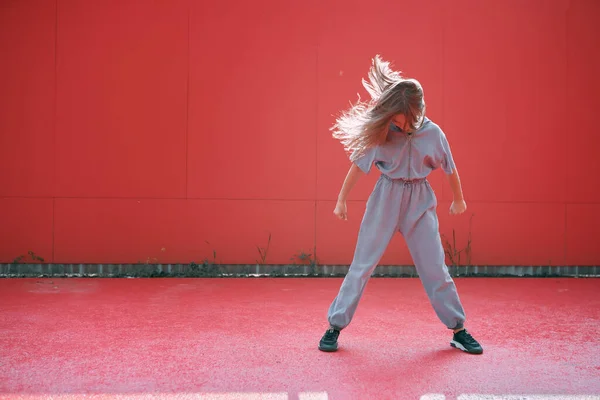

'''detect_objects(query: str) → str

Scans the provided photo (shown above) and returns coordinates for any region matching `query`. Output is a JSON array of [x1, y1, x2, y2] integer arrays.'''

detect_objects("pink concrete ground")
[[0, 277, 599, 400]]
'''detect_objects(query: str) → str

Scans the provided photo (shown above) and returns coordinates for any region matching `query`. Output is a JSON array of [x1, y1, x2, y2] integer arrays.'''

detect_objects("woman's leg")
[[400, 183, 482, 354], [327, 178, 402, 330], [403, 206, 466, 330]]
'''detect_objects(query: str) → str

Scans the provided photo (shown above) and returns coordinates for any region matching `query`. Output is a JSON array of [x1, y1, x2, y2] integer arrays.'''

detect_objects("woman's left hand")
[[450, 200, 467, 215]]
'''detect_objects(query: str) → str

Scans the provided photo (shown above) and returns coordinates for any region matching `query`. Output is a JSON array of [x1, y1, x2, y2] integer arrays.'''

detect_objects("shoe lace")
[[324, 329, 338, 340], [459, 330, 477, 344]]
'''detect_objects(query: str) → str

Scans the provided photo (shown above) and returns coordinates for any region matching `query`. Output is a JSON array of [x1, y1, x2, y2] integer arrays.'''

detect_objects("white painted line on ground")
[[187, 394, 288, 400], [1, 393, 598, 400], [0, 394, 290, 400], [0, 393, 330, 400], [298, 392, 328, 400], [458, 395, 600, 400]]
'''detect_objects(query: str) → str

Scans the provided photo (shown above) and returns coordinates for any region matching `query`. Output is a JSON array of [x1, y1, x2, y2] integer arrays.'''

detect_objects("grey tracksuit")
[[327, 117, 466, 330]]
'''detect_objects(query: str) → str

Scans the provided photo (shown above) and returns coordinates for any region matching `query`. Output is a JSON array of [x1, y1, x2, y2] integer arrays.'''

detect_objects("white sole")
[[450, 340, 467, 351], [451, 340, 483, 354]]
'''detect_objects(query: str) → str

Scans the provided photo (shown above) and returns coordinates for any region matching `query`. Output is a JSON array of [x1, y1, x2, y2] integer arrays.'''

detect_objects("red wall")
[[1, 0, 599, 266]]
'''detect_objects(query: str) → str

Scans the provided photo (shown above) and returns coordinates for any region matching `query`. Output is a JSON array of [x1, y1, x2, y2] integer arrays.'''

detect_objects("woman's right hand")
[[333, 200, 348, 221]]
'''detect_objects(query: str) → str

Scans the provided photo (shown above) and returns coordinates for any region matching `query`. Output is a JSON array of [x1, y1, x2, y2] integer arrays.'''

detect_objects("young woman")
[[319, 55, 483, 355]]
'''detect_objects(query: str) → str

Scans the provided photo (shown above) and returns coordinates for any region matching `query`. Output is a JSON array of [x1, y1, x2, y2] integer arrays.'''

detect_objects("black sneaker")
[[318, 328, 340, 352], [451, 329, 483, 354]]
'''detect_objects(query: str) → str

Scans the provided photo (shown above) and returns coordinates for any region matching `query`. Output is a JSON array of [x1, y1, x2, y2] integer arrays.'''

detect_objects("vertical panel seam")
[[185, 3, 190, 199], [314, 8, 319, 261], [564, 2, 569, 265], [52, 0, 58, 262], [441, 0, 446, 202]]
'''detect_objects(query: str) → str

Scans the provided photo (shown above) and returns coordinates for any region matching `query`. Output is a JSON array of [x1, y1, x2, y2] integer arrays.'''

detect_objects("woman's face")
[[392, 114, 410, 133]]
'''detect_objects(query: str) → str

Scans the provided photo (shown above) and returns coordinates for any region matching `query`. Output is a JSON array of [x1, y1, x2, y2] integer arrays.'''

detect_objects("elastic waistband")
[[381, 174, 427, 184]]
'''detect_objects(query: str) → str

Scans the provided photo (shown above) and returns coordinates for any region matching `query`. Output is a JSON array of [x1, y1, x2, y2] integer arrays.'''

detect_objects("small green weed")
[[290, 248, 319, 276], [188, 241, 220, 277], [442, 214, 474, 267], [256, 233, 272, 266], [13, 251, 45, 264]]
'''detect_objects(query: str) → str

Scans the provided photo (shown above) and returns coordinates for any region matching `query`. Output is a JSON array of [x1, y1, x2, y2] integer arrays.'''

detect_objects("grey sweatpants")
[[327, 174, 466, 330]]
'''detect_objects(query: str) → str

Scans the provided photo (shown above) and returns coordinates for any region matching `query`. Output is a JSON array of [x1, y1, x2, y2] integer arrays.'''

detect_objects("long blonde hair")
[[331, 55, 426, 160]]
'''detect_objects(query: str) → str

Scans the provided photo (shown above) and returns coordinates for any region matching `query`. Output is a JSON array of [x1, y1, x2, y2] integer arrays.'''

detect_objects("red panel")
[[55, 198, 186, 264], [443, 0, 568, 203], [192, 200, 315, 265], [55, 0, 188, 198], [316, 201, 412, 266], [566, 204, 600, 265], [54, 199, 314, 264], [187, 0, 318, 200], [317, 0, 444, 201], [0, 0, 55, 197], [437, 201, 566, 266], [0, 198, 53, 263], [566, 0, 600, 203]]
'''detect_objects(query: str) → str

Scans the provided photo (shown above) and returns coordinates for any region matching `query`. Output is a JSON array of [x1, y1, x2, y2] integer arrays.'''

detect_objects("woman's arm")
[[447, 167, 467, 215], [334, 163, 365, 220], [338, 163, 364, 202], [448, 167, 464, 201]]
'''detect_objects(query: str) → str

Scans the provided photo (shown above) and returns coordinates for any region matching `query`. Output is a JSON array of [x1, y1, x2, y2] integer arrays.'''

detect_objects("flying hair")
[[330, 55, 426, 160]]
